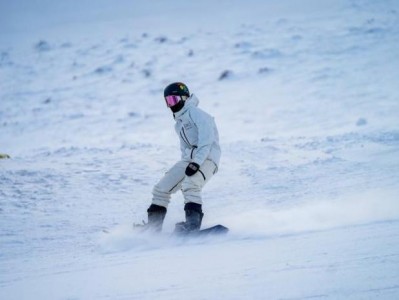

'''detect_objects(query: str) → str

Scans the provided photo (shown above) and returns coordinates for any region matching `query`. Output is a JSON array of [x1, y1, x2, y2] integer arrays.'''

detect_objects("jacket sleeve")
[[189, 109, 215, 166]]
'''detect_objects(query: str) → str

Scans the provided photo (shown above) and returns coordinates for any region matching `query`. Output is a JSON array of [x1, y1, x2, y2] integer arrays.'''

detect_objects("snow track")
[[1, 0, 399, 299]]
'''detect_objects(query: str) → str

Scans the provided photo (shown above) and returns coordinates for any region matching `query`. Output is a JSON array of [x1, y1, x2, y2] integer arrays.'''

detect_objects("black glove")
[[185, 162, 200, 176]]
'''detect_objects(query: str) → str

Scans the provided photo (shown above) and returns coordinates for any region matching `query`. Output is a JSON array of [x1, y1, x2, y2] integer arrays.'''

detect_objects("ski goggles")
[[165, 95, 184, 107]]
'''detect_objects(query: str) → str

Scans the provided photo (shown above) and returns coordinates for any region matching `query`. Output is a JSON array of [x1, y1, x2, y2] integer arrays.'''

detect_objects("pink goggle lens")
[[165, 95, 182, 107]]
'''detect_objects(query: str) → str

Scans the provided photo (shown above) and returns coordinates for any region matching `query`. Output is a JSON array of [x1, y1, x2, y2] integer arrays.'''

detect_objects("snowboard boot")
[[138, 204, 167, 233], [174, 203, 204, 235]]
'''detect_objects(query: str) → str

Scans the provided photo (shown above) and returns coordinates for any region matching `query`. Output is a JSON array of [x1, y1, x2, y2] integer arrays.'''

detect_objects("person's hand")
[[185, 162, 200, 176]]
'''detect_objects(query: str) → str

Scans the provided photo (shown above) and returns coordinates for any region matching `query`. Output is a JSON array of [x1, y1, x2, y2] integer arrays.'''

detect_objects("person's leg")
[[181, 159, 217, 205], [176, 160, 218, 233], [145, 161, 186, 231], [151, 160, 187, 207]]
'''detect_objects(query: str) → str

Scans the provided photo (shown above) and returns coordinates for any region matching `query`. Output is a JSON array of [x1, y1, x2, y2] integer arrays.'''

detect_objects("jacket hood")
[[174, 94, 199, 118]]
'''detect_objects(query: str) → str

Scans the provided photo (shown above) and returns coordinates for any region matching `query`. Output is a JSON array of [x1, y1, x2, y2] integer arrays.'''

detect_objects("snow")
[[1, 0, 399, 299]]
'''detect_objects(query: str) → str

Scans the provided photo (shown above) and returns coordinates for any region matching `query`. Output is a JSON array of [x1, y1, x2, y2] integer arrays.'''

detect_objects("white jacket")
[[173, 94, 221, 167]]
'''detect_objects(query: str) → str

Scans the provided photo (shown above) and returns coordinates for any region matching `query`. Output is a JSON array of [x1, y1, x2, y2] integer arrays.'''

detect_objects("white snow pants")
[[152, 159, 218, 208]]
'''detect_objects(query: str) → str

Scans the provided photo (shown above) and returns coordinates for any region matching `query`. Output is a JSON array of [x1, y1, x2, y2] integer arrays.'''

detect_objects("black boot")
[[146, 204, 167, 232], [174, 203, 204, 235]]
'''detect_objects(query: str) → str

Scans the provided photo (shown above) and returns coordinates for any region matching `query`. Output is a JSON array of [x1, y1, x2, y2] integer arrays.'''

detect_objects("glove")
[[185, 162, 200, 176]]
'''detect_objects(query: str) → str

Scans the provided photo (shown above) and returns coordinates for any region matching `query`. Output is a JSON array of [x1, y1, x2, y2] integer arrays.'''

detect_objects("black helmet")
[[164, 82, 190, 98]]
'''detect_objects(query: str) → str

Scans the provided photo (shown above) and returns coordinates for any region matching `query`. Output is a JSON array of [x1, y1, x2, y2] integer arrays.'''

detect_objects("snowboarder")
[[141, 82, 221, 234]]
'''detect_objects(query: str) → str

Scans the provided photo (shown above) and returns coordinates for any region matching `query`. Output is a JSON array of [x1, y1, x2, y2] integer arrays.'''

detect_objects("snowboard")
[[179, 224, 229, 237], [109, 223, 229, 237]]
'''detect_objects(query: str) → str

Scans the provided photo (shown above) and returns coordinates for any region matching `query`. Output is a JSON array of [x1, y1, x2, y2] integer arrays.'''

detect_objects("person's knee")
[[152, 182, 170, 196], [181, 182, 200, 195], [182, 174, 202, 189]]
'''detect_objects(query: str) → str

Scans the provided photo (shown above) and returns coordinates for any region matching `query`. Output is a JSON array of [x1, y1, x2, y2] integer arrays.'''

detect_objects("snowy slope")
[[1, 0, 399, 299]]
